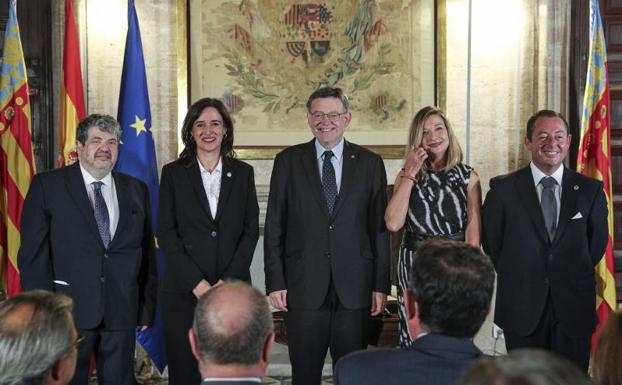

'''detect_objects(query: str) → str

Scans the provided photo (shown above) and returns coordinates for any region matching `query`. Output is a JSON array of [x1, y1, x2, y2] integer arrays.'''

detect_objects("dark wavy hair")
[[525, 110, 569, 140], [409, 240, 495, 338], [179, 98, 235, 160]]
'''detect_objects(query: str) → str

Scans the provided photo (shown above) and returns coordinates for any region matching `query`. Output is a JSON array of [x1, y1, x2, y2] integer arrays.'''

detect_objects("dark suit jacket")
[[18, 162, 157, 330], [264, 139, 390, 310], [482, 166, 608, 336], [158, 157, 259, 292], [334, 333, 483, 385]]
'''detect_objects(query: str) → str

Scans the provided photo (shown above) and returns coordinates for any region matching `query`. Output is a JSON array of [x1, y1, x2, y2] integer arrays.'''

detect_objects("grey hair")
[[193, 281, 273, 365], [76, 114, 121, 144], [0, 290, 75, 385]]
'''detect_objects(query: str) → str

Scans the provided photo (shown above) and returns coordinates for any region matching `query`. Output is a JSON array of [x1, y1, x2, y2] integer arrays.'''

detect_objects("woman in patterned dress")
[[385, 106, 482, 348]]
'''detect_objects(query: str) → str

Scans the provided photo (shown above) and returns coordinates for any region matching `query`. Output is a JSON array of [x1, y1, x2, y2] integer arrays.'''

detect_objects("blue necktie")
[[322, 150, 337, 214], [540, 176, 557, 241], [92, 181, 111, 248]]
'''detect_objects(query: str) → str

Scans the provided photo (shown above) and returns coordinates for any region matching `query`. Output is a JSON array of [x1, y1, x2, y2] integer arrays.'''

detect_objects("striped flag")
[[576, 0, 616, 349], [0, 0, 34, 296], [59, 0, 85, 167], [115, 0, 167, 372]]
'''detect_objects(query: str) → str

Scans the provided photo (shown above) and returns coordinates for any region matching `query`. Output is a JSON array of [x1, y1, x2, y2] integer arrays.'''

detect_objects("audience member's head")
[[189, 280, 274, 379], [592, 310, 622, 385], [0, 290, 78, 385], [405, 240, 495, 338], [459, 349, 590, 385]]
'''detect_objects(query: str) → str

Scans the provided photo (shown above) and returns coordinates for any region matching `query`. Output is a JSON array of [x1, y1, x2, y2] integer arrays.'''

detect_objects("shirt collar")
[[198, 157, 222, 175], [315, 137, 344, 161], [530, 162, 564, 187], [79, 163, 113, 186]]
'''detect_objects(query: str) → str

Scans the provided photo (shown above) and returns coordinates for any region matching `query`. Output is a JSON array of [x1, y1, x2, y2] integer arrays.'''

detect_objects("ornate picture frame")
[[188, 0, 436, 159]]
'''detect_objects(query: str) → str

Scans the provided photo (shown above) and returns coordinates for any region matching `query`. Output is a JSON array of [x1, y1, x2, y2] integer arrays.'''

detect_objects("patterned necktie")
[[540, 176, 557, 241], [92, 181, 111, 248], [322, 150, 338, 214]]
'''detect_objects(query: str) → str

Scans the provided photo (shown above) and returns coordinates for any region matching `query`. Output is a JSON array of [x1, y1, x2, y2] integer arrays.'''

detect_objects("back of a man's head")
[[0, 290, 77, 385], [192, 281, 273, 369], [459, 349, 590, 385], [409, 240, 495, 337]]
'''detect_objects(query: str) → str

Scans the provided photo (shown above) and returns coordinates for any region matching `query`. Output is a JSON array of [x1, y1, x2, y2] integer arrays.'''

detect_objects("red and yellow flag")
[[59, 0, 85, 166], [576, 0, 616, 349], [0, 0, 35, 296]]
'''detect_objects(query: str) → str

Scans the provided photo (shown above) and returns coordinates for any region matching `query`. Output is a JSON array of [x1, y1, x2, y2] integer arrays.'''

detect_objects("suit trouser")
[[503, 293, 591, 372], [69, 324, 135, 385], [285, 283, 369, 385], [160, 291, 201, 385]]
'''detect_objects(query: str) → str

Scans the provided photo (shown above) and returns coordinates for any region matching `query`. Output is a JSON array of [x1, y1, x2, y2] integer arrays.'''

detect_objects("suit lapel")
[[554, 168, 578, 244], [331, 140, 357, 218], [186, 159, 214, 221], [111, 172, 131, 246], [65, 163, 102, 243], [215, 159, 233, 221], [515, 166, 550, 245], [302, 140, 330, 217]]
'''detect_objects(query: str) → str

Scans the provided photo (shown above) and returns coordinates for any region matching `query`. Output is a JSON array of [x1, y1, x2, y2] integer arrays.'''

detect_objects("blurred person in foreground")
[[334, 240, 494, 385], [459, 348, 590, 385], [188, 280, 274, 385], [0, 290, 79, 385], [592, 310, 622, 385]]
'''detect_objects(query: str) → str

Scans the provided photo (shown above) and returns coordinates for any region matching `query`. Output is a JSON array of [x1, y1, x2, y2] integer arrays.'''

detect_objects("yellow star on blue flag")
[[130, 115, 148, 136]]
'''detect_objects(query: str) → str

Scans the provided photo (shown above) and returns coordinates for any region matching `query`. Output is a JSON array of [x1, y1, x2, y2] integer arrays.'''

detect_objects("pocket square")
[[571, 212, 583, 220], [53, 280, 69, 286]]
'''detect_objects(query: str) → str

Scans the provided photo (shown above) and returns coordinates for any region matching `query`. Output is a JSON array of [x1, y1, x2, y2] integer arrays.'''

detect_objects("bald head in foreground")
[[189, 281, 274, 385], [0, 290, 79, 385]]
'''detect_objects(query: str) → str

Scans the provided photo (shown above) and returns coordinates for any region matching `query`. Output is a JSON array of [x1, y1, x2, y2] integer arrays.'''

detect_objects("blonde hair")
[[407, 106, 463, 179]]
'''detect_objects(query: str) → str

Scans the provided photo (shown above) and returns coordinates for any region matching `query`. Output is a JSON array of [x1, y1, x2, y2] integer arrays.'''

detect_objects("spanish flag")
[[0, 0, 34, 296], [576, 0, 616, 349], [59, 0, 85, 166]]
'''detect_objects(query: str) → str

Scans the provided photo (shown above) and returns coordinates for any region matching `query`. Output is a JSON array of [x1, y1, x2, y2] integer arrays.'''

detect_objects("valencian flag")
[[115, 0, 167, 372], [576, 0, 615, 350], [0, 0, 34, 296], [59, 0, 85, 166]]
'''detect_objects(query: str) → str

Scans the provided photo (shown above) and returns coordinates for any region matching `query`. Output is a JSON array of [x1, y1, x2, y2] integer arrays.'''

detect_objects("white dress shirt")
[[530, 162, 563, 222], [198, 157, 222, 218], [315, 137, 344, 193], [79, 164, 119, 239]]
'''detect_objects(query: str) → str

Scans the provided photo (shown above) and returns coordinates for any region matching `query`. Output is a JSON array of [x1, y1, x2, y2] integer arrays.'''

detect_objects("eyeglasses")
[[309, 111, 347, 122]]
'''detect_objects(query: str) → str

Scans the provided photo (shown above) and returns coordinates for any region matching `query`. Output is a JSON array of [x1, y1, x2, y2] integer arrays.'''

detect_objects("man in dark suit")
[[482, 109, 608, 371], [188, 280, 274, 385], [18, 114, 157, 385], [264, 87, 390, 385], [334, 240, 494, 385]]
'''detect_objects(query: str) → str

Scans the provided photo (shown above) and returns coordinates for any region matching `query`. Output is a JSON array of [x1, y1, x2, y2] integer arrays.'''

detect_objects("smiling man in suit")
[[482, 109, 608, 371], [18, 114, 157, 385], [264, 87, 390, 385]]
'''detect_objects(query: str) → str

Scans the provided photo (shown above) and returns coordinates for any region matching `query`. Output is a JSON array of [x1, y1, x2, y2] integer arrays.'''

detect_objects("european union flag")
[[115, 0, 166, 372]]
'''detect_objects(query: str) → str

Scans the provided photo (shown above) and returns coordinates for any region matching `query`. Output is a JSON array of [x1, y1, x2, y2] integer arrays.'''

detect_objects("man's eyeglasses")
[[309, 111, 347, 122]]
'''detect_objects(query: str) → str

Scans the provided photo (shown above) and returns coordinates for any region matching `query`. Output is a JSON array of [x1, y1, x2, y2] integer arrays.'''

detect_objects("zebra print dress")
[[397, 163, 472, 348]]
